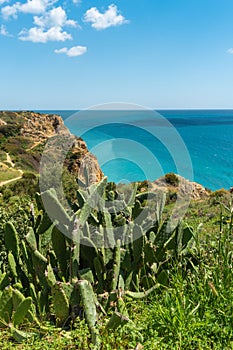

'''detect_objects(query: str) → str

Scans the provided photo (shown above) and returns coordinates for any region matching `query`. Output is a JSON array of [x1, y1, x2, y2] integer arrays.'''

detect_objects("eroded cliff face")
[[0, 111, 103, 183]]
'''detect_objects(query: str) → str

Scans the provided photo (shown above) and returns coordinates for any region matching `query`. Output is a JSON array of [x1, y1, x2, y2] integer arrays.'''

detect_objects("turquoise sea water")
[[38, 110, 233, 190]]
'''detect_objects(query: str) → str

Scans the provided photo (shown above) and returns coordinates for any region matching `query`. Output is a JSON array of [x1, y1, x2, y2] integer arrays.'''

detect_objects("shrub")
[[165, 173, 179, 187]]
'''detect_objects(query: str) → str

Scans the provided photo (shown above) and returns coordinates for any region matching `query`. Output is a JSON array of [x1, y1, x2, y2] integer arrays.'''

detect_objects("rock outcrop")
[[152, 174, 209, 200], [0, 111, 103, 184]]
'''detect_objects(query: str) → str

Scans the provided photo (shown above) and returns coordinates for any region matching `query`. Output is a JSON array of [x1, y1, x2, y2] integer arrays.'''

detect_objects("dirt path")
[[0, 169, 23, 187], [26, 141, 42, 151], [0, 153, 23, 187], [6, 152, 15, 167]]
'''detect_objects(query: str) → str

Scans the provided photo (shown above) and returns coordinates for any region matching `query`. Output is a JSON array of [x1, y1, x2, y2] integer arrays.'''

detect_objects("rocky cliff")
[[0, 111, 103, 184]]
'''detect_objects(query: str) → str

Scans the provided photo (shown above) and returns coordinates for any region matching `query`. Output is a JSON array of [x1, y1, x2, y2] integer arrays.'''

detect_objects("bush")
[[165, 173, 179, 187]]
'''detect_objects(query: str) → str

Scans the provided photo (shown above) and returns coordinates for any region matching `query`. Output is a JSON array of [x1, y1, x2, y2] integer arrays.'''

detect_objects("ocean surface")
[[38, 109, 233, 191]]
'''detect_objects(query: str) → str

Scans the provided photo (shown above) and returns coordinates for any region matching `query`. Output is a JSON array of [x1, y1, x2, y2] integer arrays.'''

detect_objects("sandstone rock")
[[152, 174, 209, 200]]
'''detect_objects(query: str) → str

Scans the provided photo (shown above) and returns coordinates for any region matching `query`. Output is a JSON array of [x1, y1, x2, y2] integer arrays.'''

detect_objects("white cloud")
[[0, 0, 9, 5], [19, 26, 72, 43], [227, 48, 233, 54], [20, 0, 56, 14], [1, 0, 57, 19], [1, 3, 19, 19], [0, 24, 12, 36], [33, 6, 77, 28], [83, 4, 128, 30], [55, 45, 87, 57]]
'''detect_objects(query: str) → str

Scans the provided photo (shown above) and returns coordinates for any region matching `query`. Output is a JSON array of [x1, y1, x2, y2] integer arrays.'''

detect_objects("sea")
[[37, 109, 233, 191]]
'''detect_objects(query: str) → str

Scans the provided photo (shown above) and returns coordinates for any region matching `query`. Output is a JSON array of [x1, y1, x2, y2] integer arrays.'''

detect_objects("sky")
[[1, 0, 233, 110]]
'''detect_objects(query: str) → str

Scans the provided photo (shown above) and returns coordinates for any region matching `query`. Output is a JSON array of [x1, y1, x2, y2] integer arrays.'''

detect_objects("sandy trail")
[[0, 153, 23, 187]]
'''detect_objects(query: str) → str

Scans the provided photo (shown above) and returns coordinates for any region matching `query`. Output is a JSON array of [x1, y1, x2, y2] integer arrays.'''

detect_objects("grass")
[[0, 165, 22, 182]]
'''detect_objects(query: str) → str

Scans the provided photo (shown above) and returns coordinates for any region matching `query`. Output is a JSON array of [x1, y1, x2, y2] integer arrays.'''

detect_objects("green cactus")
[[125, 283, 160, 299], [78, 280, 97, 329], [117, 297, 129, 317], [10, 326, 35, 342], [0, 273, 10, 291], [51, 227, 67, 278], [45, 264, 56, 287], [4, 222, 20, 261], [26, 227, 37, 252], [132, 225, 144, 265], [37, 212, 53, 235], [0, 287, 13, 327], [29, 283, 38, 306], [41, 189, 72, 228], [136, 191, 157, 203], [103, 210, 115, 249], [12, 297, 32, 327], [8, 252, 17, 279], [77, 188, 87, 208], [94, 256, 104, 294], [111, 240, 121, 291], [78, 177, 108, 225], [79, 268, 94, 284], [156, 192, 166, 223], [51, 283, 70, 326]]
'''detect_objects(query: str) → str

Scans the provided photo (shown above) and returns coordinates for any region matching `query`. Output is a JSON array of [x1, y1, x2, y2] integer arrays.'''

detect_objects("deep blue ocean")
[[38, 110, 233, 191]]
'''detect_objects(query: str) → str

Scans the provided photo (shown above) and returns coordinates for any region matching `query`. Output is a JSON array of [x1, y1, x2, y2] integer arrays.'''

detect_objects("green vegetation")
[[0, 176, 232, 349], [0, 166, 21, 182], [165, 172, 179, 187], [1, 111, 233, 349]]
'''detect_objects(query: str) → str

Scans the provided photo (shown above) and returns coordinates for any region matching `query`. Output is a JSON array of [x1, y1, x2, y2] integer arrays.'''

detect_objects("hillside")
[[0, 111, 103, 190]]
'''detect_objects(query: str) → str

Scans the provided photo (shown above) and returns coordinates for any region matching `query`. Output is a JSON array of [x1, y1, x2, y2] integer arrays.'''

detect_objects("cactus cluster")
[[0, 177, 195, 346]]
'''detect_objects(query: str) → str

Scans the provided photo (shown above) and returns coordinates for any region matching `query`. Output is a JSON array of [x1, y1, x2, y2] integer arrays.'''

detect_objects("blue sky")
[[1, 0, 233, 110]]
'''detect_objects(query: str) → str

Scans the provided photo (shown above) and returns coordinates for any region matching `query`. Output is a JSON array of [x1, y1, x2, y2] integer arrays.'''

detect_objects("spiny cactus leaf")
[[111, 240, 121, 291], [12, 297, 32, 327], [103, 210, 115, 249], [78, 280, 97, 329], [77, 189, 87, 208], [94, 257, 104, 294], [51, 227, 67, 277], [41, 189, 72, 227], [0, 273, 10, 292], [133, 225, 144, 265], [136, 191, 157, 202], [26, 227, 37, 252], [78, 268, 94, 284], [127, 182, 138, 206], [9, 326, 36, 343], [51, 283, 69, 326], [4, 222, 20, 261], [29, 283, 37, 306], [45, 264, 56, 288], [125, 283, 160, 299], [37, 212, 53, 235], [12, 289, 25, 310], [0, 287, 13, 327], [8, 252, 17, 279], [117, 297, 129, 317], [155, 192, 166, 223], [79, 177, 108, 225]]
